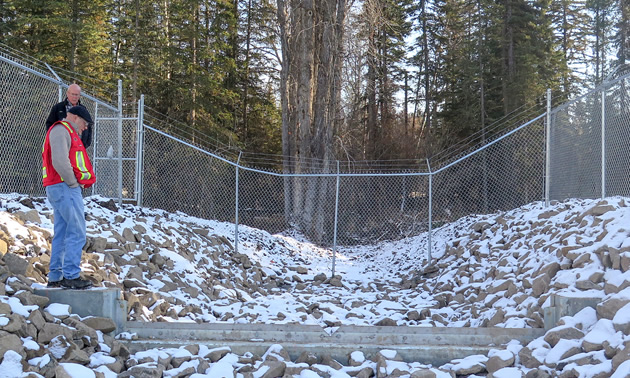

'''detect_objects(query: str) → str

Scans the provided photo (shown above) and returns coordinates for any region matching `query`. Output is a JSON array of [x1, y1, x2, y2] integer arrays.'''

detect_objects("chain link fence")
[[549, 75, 630, 201], [2, 44, 630, 262], [0, 44, 136, 202]]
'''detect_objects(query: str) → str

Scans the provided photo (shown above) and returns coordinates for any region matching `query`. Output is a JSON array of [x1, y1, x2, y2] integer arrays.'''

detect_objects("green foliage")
[[1, 0, 280, 156], [0, 0, 625, 163]]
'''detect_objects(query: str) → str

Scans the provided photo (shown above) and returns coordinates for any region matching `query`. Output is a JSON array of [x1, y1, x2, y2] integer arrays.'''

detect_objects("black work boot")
[[46, 280, 63, 288], [61, 277, 93, 289]]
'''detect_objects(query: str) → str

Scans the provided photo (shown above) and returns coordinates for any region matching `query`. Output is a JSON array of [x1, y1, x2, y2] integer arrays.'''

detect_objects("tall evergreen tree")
[[586, 0, 616, 83], [615, 0, 630, 66], [360, 0, 411, 160], [549, 0, 590, 93]]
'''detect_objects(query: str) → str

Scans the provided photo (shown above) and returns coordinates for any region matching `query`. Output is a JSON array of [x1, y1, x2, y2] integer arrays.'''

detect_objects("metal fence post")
[[135, 94, 145, 206], [601, 89, 606, 199], [234, 152, 242, 254], [91, 103, 100, 196], [331, 161, 340, 277], [545, 88, 551, 207], [426, 158, 433, 263], [44, 63, 63, 102], [117, 79, 123, 206]]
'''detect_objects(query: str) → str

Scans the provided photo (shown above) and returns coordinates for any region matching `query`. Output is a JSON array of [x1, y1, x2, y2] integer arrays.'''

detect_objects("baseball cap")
[[67, 106, 93, 125]]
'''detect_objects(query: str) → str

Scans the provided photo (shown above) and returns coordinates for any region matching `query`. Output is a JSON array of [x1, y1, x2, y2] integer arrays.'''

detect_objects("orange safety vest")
[[42, 121, 96, 188]]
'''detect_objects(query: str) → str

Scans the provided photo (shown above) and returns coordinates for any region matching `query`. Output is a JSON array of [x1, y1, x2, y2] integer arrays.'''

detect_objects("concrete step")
[[34, 287, 127, 333], [34, 288, 598, 366], [123, 321, 545, 365]]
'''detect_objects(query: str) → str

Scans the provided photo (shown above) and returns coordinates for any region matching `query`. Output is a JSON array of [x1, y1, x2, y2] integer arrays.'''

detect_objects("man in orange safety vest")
[[42, 106, 96, 289]]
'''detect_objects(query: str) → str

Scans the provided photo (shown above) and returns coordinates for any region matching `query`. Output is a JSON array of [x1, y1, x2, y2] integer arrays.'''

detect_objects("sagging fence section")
[[1, 43, 629, 267]]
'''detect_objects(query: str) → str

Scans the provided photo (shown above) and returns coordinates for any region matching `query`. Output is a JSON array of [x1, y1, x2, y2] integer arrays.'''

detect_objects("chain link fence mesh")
[[142, 126, 237, 222], [0, 45, 136, 201], [0, 59, 58, 197], [550, 76, 630, 201], [434, 117, 546, 224], [2, 45, 630, 251]]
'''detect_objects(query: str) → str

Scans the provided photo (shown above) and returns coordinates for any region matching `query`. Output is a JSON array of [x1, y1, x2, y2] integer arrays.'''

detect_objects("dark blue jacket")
[[45, 99, 93, 148]]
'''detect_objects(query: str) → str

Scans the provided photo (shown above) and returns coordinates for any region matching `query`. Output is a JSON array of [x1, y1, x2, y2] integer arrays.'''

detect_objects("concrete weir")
[[34, 288, 601, 366], [124, 322, 545, 365], [34, 287, 127, 333]]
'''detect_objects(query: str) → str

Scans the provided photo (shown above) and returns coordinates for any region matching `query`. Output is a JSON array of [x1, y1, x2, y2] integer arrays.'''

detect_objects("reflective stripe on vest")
[[75, 150, 92, 180]]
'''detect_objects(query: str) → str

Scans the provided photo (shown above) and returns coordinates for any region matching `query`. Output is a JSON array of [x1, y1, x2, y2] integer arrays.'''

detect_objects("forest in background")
[[1, 0, 628, 167]]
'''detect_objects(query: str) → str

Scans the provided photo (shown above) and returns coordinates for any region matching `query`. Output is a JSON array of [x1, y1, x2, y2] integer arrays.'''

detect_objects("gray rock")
[[36, 353, 59, 378], [451, 359, 485, 375], [170, 354, 192, 368], [54, 365, 74, 378], [321, 354, 343, 370], [37, 323, 74, 344], [81, 317, 117, 334], [105, 357, 125, 373], [0, 313, 26, 333], [0, 332, 26, 360], [61, 343, 90, 364], [14, 210, 41, 224], [532, 273, 550, 298], [0, 239, 8, 256], [296, 351, 318, 365], [533, 262, 560, 279], [203, 347, 230, 362], [15, 291, 49, 307], [62, 317, 99, 342], [612, 341, 630, 371], [620, 252, 630, 272], [375, 317, 397, 326], [2, 253, 28, 276], [410, 369, 438, 378], [27, 310, 46, 331], [518, 347, 543, 369], [597, 298, 630, 319], [118, 363, 165, 378], [256, 360, 286, 378], [486, 351, 515, 373], [543, 326, 585, 347]]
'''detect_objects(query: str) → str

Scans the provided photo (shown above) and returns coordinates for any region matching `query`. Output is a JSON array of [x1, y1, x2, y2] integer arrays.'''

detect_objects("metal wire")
[[2, 45, 629, 250]]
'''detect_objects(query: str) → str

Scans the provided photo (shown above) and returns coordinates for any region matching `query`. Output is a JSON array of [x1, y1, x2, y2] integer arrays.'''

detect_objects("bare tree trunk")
[[70, 0, 79, 73], [133, 0, 139, 100], [479, 0, 488, 213], [422, 0, 430, 132], [243, 0, 253, 138], [191, 6, 199, 130], [621, 0, 630, 65], [404, 71, 408, 138], [308, 0, 346, 243], [277, 0, 347, 243], [278, 0, 293, 224], [561, 1, 570, 93], [502, 0, 514, 115]]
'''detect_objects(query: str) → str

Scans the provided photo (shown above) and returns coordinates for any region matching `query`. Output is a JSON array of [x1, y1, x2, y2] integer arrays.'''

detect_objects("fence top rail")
[[551, 68, 630, 115], [433, 113, 547, 175], [144, 125, 432, 177]]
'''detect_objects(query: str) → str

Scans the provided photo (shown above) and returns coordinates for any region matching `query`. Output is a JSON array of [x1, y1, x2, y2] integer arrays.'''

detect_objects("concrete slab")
[[543, 294, 601, 330], [34, 287, 126, 333], [126, 338, 496, 366], [123, 321, 545, 365]]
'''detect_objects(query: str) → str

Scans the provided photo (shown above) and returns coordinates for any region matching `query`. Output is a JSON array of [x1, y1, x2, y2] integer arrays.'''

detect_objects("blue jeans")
[[46, 183, 86, 281]]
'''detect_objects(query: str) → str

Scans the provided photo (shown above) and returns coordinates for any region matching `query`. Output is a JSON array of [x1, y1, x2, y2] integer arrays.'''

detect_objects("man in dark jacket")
[[45, 84, 93, 148]]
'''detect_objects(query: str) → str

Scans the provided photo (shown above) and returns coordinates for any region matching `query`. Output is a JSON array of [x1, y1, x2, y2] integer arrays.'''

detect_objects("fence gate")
[[88, 99, 139, 204]]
